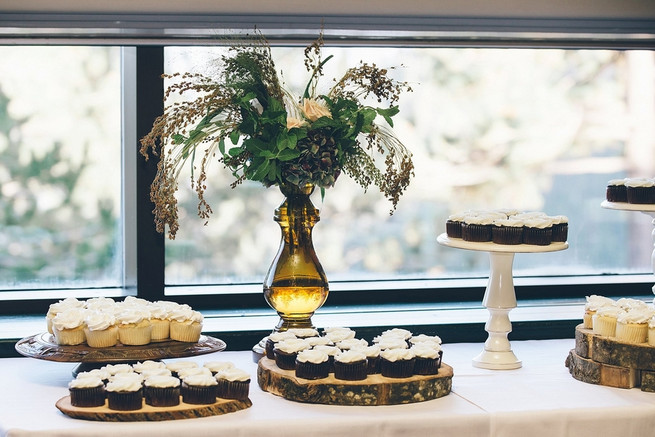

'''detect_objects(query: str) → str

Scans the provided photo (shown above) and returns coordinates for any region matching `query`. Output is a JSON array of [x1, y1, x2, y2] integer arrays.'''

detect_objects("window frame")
[[1, 8, 655, 349]]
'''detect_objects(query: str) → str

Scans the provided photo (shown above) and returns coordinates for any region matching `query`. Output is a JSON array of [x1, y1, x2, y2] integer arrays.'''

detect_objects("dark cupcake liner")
[[491, 226, 523, 245], [181, 383, 217, 405], [445, 220, 463, 239], [627, 186, 655, 204], [413, 357, 440, 375], [551, 223, 568, 242], [462, 223, 492, 242], [295, 360, 330, 380], [522, 227, 552, 246], [107, 389, 143, 411], [606, 185, 627, 203], [274, 350, 298, 371], [265, 338, 276, 359], [144, 386, 180, 407], [380, 358, 415, 378], [333, 360, 368, 381], [216, 379, 250, 400], [69, 386, 106, 407]]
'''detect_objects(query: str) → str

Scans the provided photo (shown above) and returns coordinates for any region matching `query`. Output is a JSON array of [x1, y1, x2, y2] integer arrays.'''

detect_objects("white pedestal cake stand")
[[437, 234, 568, 370], [601, 201, 655, 288]]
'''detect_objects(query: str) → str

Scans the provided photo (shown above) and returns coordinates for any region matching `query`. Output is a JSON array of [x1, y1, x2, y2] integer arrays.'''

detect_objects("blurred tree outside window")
[[0, 46, 122, 290], [164, 46, 655, 286]]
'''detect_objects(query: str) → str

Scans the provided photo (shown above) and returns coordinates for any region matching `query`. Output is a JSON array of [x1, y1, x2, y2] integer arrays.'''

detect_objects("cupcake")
[[324, 328, 356, 343], [46, 297, 85, 335], [103, 363, 134, 376], [265, 331, 297, 359], [409, 334, 442, 346], [76, 368, 111, 384], [648, 316, 655, 347], [615, 307, 652, 344], [305, 336, 334, 347], [375, 336, 409, 350], [362, 345, 381, 374], [51, 308, 87, 346], [550, 215, 569, 243], [491, 218, 524, 245], [68, 376, 106, 407], [461, 215, 493, 242], [169, 307, 204, 343], [311, 345, 341, 373], [411, 343, 442, 375], [285, 328, 320, 339], [626, 178, 655, 204], [138, 368, 172, 380], [106, 378, 143, 411], [336, 338, 369, 350], [273, 338, 310, 370], [295, 349, 330, 380], [181, 374, 217, 404], [522, 217, 553, 246], [380, 328, 413, 341], [144, 375, 181, 407], [147, 301, 172, 341], [176, 366, 213, 381], [333, 350, 368, 381], [445, 213, 465, 239], [606, 178, 628, 203], [380, 348, 416, 378], [84, 297, 118, 312], [116, 308, 152, 346], [592, 304, 620, 337], [583, 295, 615, 329], [215, 368, 251, 400], [83, 311, 118, 348], [132, 360, 167, 374]]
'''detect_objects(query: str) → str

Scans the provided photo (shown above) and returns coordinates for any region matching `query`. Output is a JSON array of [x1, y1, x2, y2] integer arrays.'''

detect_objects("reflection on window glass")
[[0, 46, 122, 290], [164, 46, 655, 285]]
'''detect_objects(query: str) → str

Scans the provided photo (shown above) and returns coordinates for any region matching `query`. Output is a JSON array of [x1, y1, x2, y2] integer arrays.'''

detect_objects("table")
[[3, 339, 655, 437]]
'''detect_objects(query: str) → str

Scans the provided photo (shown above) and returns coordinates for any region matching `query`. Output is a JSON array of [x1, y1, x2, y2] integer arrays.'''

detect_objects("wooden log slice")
[[565, 349, 640, 389], [257, 357, 452, 406], [575, 325, 655, 371], [55, 395, 251, 422]]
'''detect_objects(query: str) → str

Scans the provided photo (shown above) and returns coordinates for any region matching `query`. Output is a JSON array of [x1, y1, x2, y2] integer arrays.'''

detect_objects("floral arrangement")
[[140, 32, 414, 239]]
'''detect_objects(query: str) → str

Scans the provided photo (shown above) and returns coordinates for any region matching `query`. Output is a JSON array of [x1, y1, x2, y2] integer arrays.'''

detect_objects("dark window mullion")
[[136, 46, 165, 301]]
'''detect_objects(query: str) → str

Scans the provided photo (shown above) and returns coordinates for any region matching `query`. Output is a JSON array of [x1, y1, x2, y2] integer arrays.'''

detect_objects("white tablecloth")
[[2, 339, 655, 437]]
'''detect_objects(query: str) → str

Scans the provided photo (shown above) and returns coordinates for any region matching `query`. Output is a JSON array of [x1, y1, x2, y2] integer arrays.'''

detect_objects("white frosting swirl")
[[144, 375, 180, 388], [375, 337, 409, 350], [267, 331, 297, 343], [216, 368, 251, 382], [84, 311, 116, 331], [410, 344, 441, 359], [325, 330, 356, 342], [523, 218, 554, 229], [48, 298, 85, 317], [381, 328, 413, 339], [139, 368, 172, 379], [409, 334, 442, 345], [464, 215, 495, 225], [311, 345, 341, 356], [618, 307, 654, 324], [607, 178, 626, 186], [132, 360, 166, 372], [182, 374, 217, 387], [83, 297, 117, 311], [306, 336, 333, 347], [296, 349, 329, 364], [361, 345, 381, 358], [203, 361, 235, 373], [52, 308, 86, 330], [116, 308, 150, 325], [335, 350, 367, 363], [493, 218, 524, 227], [625, 178, 655, 188], [380, 348, 416, 362], [595, 305, 621, 318], [286, 328, 319, 338], [336, 338, 369, 350], [69, 376, 104, 389], [585, 295, 615, 311], [106, 379, 142, 393], [177, 367, 212, 380], [274, 338, 310, 354], [166, 361, 199, 372], [169, 307, 203, 324]]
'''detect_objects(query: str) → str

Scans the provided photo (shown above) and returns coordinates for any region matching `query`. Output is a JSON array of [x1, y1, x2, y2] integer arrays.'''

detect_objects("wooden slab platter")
[[257, 357, 453, 406], [56, 395, 251, 422], [15, 333, 226, 363], [566, 324, 655, 392]]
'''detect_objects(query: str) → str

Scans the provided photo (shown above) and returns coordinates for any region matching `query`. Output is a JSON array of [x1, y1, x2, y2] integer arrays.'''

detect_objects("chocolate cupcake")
[[491, 218, 524, 245], [295, 349, 330, 380], [181, 374, 217, 404], [265, 331, 297, 359], [69, 376, 106, 407], [606, 178, 628, 203], [361, 345, 381, 374], [311, 345, 341, 373], [445, 213, 465, 239], [215, 368, 251, 400], [550, 215, 569, 243], [380, 348, 416, 378], [522, 217, 553, 246], [333, 350, 368, 381], [144, 375, 181, 407], [410, 343, 442, 375], [106, 378, 143, 411], [273, 338, 310, 370], [626, 178, 655, 204], [461, 215, 493, 242]]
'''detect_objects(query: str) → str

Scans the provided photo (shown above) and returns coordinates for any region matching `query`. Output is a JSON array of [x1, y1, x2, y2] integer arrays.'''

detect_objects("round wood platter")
[[15, 333, 226, 363], [437, 233, 568, 253], [56, 395, 251, 422], [257, 357, 453, 406]]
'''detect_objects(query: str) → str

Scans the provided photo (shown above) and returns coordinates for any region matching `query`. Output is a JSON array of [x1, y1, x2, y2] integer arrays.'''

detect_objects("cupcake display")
[[606, 177, 655, 204], [584, 295, 655, 345], [44, 297, 205, 347], [445, 209, 568, 245]]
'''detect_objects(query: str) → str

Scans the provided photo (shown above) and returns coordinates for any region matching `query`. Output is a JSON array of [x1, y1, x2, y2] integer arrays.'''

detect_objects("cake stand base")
[[473, 350, 522, 370]]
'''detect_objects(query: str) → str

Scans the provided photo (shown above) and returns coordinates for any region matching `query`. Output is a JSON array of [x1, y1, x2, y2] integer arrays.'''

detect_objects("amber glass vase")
[[263, 183, 329, 331]]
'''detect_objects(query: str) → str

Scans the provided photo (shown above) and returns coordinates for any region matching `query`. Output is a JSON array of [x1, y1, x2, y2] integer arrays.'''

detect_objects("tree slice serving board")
[[566, 324, 655, 391], [56, 395, 251, 422], [257, 357, 452, 406]]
